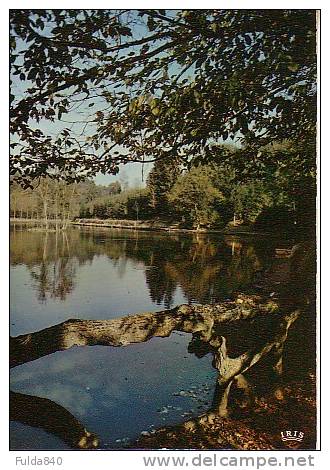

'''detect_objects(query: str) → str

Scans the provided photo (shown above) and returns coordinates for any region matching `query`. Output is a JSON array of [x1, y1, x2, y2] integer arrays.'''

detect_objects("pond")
[[10, 224, 297, 450]]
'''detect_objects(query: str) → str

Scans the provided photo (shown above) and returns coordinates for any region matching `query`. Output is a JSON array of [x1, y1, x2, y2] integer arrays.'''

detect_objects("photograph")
[[9, 8, 318, 453]]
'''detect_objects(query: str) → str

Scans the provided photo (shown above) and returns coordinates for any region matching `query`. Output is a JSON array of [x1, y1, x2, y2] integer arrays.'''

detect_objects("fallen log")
[[10, 293, 302, 449], [10, 294, 281, 368]]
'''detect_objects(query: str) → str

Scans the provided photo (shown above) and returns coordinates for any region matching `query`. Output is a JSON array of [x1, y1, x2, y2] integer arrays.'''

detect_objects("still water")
[[10, 225, 287, 450]]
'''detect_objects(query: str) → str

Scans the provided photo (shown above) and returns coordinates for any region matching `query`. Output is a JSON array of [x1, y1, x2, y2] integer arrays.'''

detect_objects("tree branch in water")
[[10, 294, 282, 368]]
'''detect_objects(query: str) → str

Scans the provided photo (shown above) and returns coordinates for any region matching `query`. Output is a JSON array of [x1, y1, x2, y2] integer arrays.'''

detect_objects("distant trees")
[[79, 181, 122, 218], [146, 159, 181, 216], [35, 179, 52, 229], [10, 178, 158, 223], [92, 188, 153, 220], [10, 179, 93, 225], [10, 178, 81, 229], [11, 148, 301, 231], [166, 160, 284, 229], [10, 184, 39, 219], [229, 183, 273, 225], [168, 167, 225, 229]]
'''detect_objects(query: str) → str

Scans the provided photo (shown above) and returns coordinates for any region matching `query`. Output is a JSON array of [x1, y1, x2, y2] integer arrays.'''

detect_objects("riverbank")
[[131, 373, 316, 450], [71, 218, 272, 236], [10, 217, 284, 236]]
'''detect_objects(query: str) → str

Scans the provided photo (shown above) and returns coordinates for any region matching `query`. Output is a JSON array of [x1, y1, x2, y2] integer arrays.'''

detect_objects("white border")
[[3, 2, 327, 469]]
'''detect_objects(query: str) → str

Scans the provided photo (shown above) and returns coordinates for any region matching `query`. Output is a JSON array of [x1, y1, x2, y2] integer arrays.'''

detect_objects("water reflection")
[[11, 225, 313, 450], [11, 332, 217, 450], [10, 390, 99, 449], [10, 225, 280, 308], [30, 233, 78, 303]]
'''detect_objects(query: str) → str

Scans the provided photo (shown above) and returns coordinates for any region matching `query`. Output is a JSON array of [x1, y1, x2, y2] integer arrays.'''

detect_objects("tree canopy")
[[10, 9, 316, 188]]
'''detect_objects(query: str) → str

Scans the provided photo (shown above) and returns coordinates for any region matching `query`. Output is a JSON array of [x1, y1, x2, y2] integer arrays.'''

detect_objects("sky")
[[94, 161, 152, 187]]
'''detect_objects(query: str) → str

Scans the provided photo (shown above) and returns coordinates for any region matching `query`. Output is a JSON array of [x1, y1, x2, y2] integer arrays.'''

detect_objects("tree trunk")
[[43, 200, 48, 230], [10, 296, 303, 448], [10, 295, 291, 367]]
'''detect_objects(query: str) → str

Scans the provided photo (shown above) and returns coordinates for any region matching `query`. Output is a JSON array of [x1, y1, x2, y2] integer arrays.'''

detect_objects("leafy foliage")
[[11, 10, 316, 190], [146, 158, 181, 215], [168, 166, 226, 229]]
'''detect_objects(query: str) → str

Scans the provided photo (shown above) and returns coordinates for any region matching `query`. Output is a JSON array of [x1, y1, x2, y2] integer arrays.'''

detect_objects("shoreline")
[[71, 220, 254, 235], [10, 217, 286, 237]]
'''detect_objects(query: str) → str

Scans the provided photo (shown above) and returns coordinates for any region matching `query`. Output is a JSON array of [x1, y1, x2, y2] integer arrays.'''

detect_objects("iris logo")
[[281, 430, 304, 442]]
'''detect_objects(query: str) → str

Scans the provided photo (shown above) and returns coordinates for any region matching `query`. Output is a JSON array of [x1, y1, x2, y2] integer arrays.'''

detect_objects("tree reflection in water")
[[10, 226, 281, 307], [28, 232, 78, 302], [10, 226, 314, 449]]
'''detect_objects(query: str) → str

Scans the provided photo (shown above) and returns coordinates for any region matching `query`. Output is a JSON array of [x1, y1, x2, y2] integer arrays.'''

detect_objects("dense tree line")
[[10, 179, 121, 225], [146, 145, 298, 230], [11, 143, 299, 231]]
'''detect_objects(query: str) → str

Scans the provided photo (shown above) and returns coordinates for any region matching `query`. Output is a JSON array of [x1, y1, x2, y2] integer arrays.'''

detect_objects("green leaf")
[[149, 98, 159, 109]]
